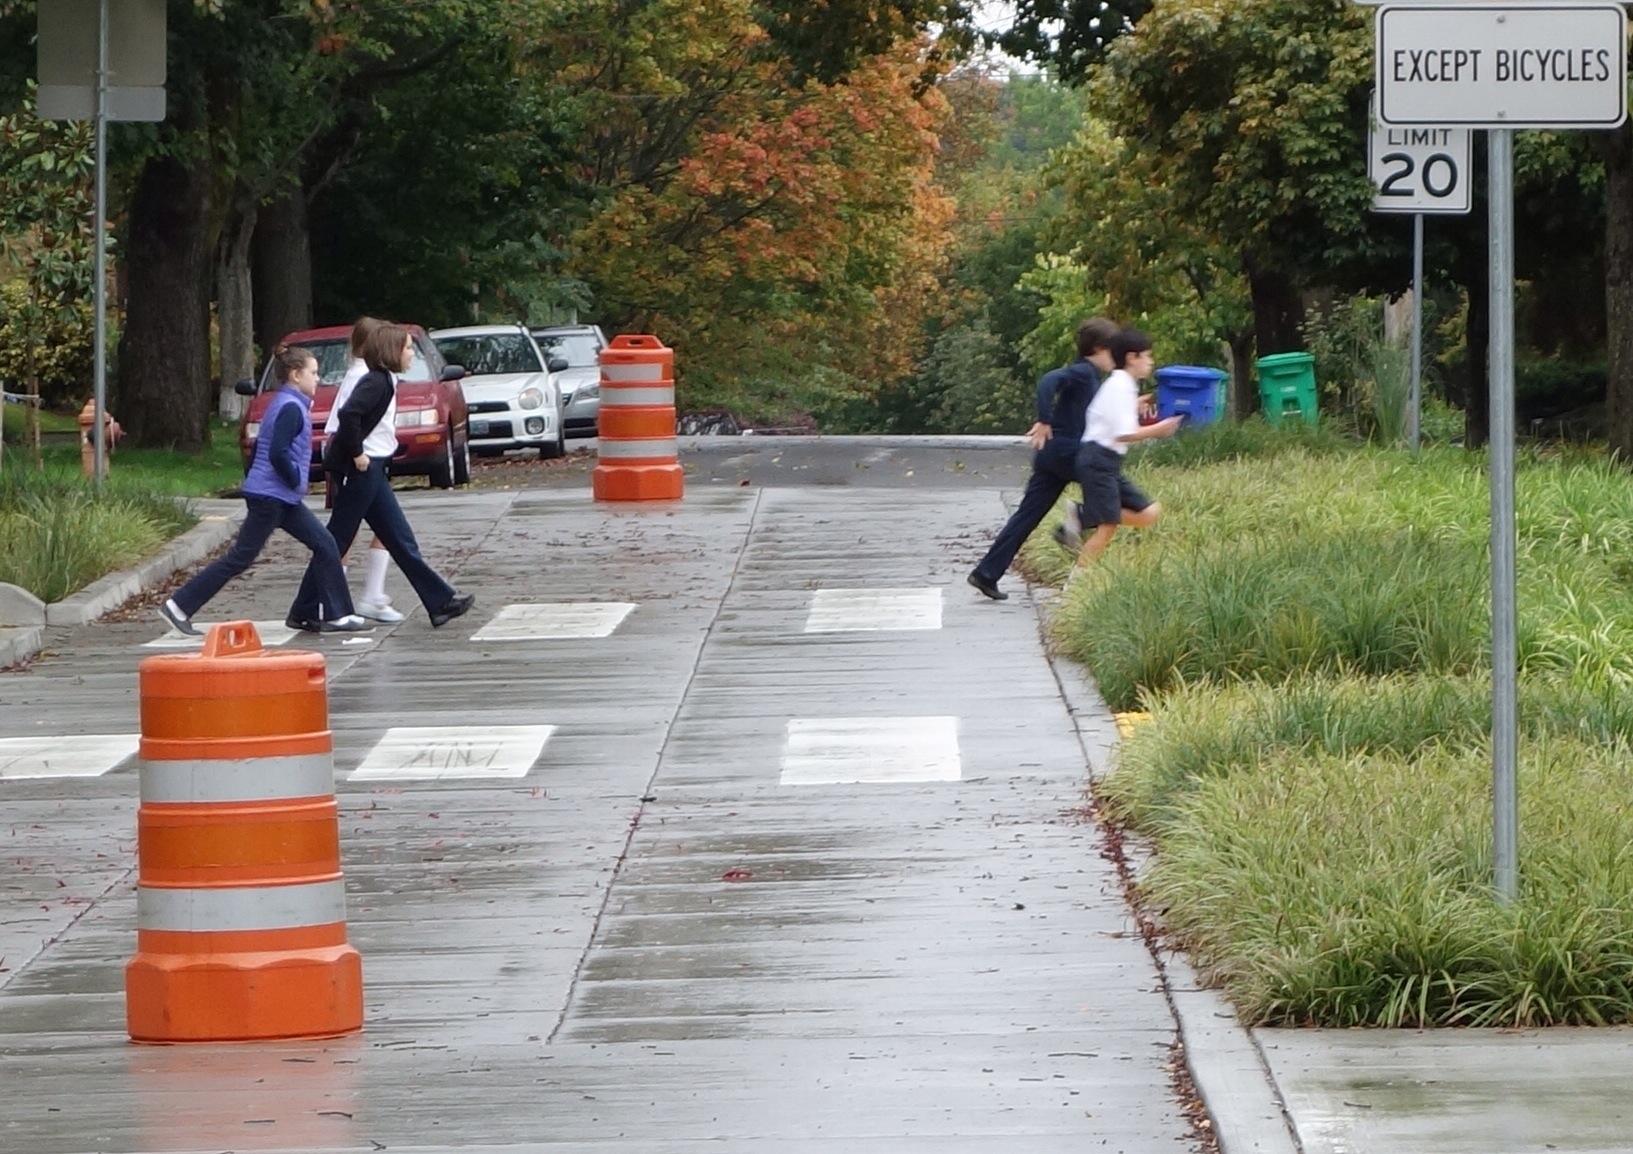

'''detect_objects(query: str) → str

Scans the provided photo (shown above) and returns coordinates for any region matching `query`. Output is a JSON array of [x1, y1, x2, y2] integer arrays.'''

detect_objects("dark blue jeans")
[[173, 495, 352, 620], [290, 459, 456, 621], [971, 441, 1078, 584]]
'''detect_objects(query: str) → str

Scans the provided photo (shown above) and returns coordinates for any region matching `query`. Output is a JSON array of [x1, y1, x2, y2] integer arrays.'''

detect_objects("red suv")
[[235, 324, 471, 487]]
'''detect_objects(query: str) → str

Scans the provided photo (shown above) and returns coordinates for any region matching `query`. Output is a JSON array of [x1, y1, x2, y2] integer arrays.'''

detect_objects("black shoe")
[[285, 615, 325, 633], [429, 593, 475, 628], [159, 599, 201, 636], [967, 571, 1008, 601]]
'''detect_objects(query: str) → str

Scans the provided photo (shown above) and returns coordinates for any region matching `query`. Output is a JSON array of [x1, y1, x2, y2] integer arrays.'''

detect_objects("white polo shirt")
[[1082, 368, 1139, 456], [327, 357, 398, 458]]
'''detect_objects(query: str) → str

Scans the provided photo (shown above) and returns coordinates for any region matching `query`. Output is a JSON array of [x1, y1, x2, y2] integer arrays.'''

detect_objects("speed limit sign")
[[1370, 97, 1472, 214]]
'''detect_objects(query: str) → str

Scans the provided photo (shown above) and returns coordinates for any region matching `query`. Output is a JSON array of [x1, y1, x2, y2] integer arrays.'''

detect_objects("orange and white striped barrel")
[[126, 621, 362, 1042], [593, 333, 684, 501]]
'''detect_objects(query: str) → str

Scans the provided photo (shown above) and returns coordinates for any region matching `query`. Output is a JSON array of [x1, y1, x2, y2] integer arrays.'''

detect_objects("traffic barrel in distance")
[[126, 621, 362, 1042], [593, 333, 684, 501]]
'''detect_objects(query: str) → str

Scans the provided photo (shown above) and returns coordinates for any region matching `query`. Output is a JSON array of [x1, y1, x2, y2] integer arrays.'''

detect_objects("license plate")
[[470, 420, 489, 436]]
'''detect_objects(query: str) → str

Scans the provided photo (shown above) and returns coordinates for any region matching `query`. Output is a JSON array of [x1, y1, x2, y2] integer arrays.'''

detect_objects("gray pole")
[[1410, 212, 1423, 452], [91, 0, 109, 487], [1488, 128, 1518, 903]]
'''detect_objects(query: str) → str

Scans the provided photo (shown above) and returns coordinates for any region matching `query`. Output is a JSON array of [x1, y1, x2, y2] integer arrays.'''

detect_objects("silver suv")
[[530, 324, 607, 439]]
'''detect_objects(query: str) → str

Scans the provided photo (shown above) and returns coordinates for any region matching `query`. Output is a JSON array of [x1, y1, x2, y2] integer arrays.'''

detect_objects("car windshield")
[[257, 338, 432, 393], [257, 339, 350, 392], [533, 332, 600, 368], [433, 333, 542, 376]]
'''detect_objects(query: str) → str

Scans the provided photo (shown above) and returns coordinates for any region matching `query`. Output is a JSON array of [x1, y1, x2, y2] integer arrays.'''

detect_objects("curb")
[[0, 624, 44, 669], [1029, 582, 1302, 1154], [681, 433, 1028, 452], [0, 504, 242, 668]]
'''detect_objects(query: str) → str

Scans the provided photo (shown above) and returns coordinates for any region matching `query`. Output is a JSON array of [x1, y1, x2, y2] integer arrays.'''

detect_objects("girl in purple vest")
[[159, 346, 371, 636]]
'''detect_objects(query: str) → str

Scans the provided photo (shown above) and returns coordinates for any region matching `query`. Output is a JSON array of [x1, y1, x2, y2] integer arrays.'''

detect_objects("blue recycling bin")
[[1154, 366, 1229, 427]]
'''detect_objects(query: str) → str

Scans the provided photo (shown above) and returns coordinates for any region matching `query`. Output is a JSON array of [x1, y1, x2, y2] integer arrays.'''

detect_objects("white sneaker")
[[356, 597, 405, 624], [1056, 501, 1084, 552], [322, 615, 375, 633]]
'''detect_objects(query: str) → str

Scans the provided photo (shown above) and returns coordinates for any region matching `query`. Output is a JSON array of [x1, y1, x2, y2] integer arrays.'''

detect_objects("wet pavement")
[[0, 440, 1198, 1154], [11, 437, 1631, 1154]]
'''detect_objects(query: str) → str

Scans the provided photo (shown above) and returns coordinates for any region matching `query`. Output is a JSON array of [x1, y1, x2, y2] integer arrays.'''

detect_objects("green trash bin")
[[1256, 351, 1318, 426]]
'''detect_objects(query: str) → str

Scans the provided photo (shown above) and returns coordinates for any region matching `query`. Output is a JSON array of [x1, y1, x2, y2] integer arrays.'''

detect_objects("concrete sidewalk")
[[0, 457, 1204, 1154], [2, 441, 1629, 1154]]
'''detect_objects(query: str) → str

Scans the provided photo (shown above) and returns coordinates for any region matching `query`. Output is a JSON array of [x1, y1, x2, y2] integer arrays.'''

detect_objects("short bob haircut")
[[359, 321, 413, 374], [1076, 316, 1119, 360]]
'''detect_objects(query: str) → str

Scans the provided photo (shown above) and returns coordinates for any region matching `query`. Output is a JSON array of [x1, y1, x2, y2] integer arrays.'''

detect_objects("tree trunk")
[[253, 189, 313, 353], [1229, 328, 1255, 419], [217, 204, 258, 420], [1600, 122, 1633, 461], [117, 156, 215, 450], [1243, 251, 1306, 355], [26, 373, 41, 468]]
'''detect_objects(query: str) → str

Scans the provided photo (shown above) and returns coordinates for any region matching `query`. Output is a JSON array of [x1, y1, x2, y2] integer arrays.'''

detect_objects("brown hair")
[[359, 322, 412, 373], [271, 344, 316, 382], [1076, 316, 1119, 360], [349, 315, 384, 357]]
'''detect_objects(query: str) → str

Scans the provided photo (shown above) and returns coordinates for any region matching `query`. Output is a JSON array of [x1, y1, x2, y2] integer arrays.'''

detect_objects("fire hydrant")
[[78, 401, 122, 479]]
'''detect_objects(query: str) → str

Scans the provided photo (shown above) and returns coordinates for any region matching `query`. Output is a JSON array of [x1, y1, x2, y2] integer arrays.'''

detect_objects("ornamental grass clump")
[[0, 468, 193, 604], [1058, 525, 1490, 710], [1101, 673, 1492, 834], [1104, 671, 1633, 836], [1142, 738, 1633, 1027], [1043, 448, 1633, 709]]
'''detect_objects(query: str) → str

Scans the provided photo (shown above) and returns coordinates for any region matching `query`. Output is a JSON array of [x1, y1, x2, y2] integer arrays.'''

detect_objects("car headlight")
[[577, 382, 599, 400], [395, 408, 439, 427], [244, 422, 260, 439], [517, 387, 545, 411]]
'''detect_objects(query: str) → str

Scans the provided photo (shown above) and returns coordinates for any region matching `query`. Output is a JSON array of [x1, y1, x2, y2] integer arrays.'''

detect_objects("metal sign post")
[[1488, 127, 1518, 902], [1411, 212, 1423, 450], [1368, 97, 1470, 452], [36, 0, 166, 486], [92, 0, 109, 485], [1375, 1, 1627, 901]]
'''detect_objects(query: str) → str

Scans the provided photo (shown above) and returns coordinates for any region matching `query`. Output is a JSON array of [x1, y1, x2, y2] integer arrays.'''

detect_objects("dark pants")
[[290, 459, 455, 621], [972, 442, 1078, 583], [173, 495, 352, 620]]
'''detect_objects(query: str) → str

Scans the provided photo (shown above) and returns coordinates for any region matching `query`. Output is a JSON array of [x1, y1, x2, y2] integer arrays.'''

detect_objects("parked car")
[[430, 324, 566, 459], [529, 323, 607, 439], [235, 325, 471, 488]]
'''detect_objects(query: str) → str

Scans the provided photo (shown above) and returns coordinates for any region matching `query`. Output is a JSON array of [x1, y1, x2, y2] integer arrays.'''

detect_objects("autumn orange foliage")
[[550, 1, 955, 412]]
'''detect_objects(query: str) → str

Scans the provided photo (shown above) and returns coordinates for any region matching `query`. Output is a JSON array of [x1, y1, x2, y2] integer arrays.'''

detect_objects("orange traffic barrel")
[[126, 621, 362, 1043], [593, 333, 684, 501]]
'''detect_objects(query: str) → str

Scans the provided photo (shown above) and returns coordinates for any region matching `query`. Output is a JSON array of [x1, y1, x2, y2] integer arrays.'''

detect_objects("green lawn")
[[1024, 420, 1633, 1028], [0, 466, 197, 604], [5, 410, 245, 499], [0, 415, 237, 606]]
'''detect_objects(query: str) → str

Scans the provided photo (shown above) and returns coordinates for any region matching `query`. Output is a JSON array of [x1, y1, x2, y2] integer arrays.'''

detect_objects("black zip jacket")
[[324, 370, 394, 476]]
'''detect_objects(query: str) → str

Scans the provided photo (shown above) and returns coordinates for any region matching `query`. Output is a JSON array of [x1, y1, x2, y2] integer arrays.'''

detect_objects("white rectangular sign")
[[1376, 4, 1627, 128], [1370, 101, 1472, 213]]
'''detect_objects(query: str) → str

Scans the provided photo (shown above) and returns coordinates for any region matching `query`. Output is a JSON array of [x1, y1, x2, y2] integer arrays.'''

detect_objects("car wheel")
[[452, 430, 471, 486], [429, 426, 456, 489]]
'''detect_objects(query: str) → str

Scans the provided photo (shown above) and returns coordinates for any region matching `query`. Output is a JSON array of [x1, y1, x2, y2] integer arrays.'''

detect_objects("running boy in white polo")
[[1071, 327, 1183, 569]]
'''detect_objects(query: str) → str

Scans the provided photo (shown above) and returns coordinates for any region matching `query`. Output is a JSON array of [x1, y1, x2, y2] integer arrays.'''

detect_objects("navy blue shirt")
[[1035, 360, 1102, 445]]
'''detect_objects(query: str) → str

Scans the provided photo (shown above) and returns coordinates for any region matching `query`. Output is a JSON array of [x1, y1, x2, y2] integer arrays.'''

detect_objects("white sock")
[[364, 547, 391, 603]]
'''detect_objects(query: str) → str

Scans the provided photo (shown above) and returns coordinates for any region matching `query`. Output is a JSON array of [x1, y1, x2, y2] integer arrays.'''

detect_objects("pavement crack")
[[544, 486, 764, 1045]]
